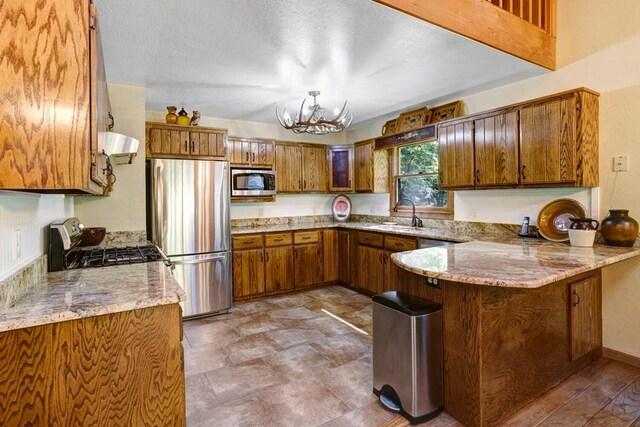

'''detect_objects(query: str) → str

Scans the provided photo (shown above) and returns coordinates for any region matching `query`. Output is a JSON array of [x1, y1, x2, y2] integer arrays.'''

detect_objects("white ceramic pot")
[[568, 229, 596, 247]]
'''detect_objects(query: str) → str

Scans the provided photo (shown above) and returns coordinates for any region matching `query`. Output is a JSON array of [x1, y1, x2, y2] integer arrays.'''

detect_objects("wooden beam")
[[373, 0, 556, 70]]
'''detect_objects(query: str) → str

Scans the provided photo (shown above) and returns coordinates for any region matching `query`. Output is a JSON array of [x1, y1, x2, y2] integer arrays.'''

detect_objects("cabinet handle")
[[295, 251, 298, 259], [265, 253, 269, 262], [260, 252, 263, 262], [274, 238, 283, 242], [303, 180, 307, 189], [298, 180, 302, 190], [439, 172, 443, 184], [246, 152, 249, 162], [191, 140, 195, 153], [395, 242, 402, 246], [475, 169, 480, 184], [184, 141, 188, 153], [302, 236, 311, 240], [521, 165, 527, 180], [572, 290, 580, 307], [252, 153, 256, 162]]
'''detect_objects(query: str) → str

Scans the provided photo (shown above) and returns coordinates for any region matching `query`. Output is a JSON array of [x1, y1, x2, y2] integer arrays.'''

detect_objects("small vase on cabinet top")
[[190, 111, 201, 126], [177, 108, 191, 126], [165, 106, 178, 124], [601, 209, 639, 247]]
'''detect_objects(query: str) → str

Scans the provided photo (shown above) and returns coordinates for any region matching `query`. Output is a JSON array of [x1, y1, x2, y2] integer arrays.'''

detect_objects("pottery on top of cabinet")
[[190, 111, 201, 126], [176, 108, 191, 126], [165, 106, 178, 124]]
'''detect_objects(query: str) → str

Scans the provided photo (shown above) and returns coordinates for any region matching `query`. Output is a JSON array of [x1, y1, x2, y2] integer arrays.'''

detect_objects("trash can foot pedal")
[[379, 394, 400, 412]]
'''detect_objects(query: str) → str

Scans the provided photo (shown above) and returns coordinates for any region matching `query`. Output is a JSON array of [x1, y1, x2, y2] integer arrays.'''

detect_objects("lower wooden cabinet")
[[569, 273, 602, 361], [265, 246, 294, 294], [357, 245, 386, 294], [323, 229, 339, 283], [337, 229, 351, 286], [233, 248, 265, 299], [294, 243, 324, 288]]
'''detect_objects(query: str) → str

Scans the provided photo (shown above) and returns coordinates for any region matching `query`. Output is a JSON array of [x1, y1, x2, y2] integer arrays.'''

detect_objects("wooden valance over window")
[[374, 124, 437, 150]]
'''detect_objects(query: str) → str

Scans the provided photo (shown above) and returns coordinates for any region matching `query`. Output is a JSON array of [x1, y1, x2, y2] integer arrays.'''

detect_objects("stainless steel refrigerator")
[[147, 158, 232, 318]]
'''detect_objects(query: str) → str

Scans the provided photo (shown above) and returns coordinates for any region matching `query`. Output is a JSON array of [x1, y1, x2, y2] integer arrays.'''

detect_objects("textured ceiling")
[[95, 0, 546, 125]]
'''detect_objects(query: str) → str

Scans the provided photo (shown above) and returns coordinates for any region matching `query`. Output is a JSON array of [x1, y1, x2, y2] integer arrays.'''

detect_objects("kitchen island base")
[[0, 303, 185, 426], [394, 266, 602, 427]]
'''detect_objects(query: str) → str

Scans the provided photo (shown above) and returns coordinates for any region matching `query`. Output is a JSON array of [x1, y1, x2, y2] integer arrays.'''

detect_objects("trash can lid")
[[372, 291, 441, 316]]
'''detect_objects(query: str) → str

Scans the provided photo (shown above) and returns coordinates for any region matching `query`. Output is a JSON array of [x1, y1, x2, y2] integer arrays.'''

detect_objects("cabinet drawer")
[[265, 232, 293, 247], [294, 230, 320, 245], [385, 235, 418, 252], [357, 231, 384, 248], [232, 235, 264, 249]]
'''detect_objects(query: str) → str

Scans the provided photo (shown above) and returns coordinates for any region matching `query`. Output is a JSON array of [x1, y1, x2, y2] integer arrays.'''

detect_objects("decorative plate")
[[537, 198, 587, 242], [332, 194, 352, 222]]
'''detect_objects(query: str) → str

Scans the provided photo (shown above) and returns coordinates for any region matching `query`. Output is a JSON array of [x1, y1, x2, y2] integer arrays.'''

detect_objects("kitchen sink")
[[365, 224, 421, 233]]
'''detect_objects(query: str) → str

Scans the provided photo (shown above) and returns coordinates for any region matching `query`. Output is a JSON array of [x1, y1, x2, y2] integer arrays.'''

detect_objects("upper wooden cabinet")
[[275, 142, 326, 193], [228, 137, 274, 168], [146, 123, 228, 160], [437, 88, 599, 190], [354, 139, 389, 193], [327, 145, 354, 192], [0, 0, 111, 194]]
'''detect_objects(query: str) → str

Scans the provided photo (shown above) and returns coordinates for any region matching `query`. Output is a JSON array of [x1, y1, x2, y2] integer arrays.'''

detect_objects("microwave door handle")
[[171, 255, 226, 265]]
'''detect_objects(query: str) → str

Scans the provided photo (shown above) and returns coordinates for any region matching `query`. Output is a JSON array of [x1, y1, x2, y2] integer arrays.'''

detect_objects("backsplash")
[[102, 230, 148, 245]]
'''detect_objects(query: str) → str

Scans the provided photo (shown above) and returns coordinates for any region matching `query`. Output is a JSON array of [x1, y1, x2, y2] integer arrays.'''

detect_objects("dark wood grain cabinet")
[[276, 142, 326, 193], [437, 88, 599, 190], [227, 137, 274, 167]]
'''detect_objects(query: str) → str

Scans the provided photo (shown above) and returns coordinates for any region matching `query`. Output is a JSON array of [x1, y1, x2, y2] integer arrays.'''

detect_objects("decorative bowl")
[[537, 199, 587, 242], [79, 227, 106, 247]]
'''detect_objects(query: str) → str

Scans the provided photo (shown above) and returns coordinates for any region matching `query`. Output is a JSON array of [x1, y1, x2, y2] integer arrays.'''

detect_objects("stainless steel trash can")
[[372, 291, 443, 423]]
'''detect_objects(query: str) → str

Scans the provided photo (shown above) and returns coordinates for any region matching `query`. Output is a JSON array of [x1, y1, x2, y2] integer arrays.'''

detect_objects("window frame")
[[389, 140, 453, 219]]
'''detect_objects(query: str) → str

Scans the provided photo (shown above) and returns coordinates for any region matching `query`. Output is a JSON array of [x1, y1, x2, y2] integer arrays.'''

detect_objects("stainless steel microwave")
[[231, 169, 276, 197]]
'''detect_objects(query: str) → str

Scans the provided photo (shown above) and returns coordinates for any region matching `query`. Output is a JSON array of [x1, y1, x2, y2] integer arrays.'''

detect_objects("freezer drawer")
[[170, 252, 232, 318]]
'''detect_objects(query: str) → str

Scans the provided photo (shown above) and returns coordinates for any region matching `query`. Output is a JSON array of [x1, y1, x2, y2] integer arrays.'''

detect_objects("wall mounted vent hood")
[[98, 131, 139, 164]]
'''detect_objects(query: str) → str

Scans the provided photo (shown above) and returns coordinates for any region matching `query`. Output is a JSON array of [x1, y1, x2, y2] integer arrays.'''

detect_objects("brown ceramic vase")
[[165, 106, 178, 124], [600, 209, 639, 247]]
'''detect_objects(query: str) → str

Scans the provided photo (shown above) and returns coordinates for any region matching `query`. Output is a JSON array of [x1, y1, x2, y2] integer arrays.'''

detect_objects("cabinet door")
[[265, 246, 294, 294], [438, 120, 475, 189], [328, 146, 354, 192], [294, 244, 324, 288], [357, 245, 385, 294], [302, 146, 327, 192], [323, 229, 339, 283], [251, 140, 275, 167], [230, 138, 251, 165], [232, 249, 265, 299], [384, 250, 397, 292], [90, 4, 109, 188], [147, 128, 190, 156], [570, 275, 601, 362], [354, 142, 373, 192], [520, 97, 577, 185], [276, 145, 303, 192], [474, 111, 519, 187], [189, 131, 217, 157], [338, 229, 351, 286]]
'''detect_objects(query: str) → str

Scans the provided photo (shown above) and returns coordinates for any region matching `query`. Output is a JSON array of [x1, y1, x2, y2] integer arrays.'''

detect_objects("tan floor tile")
[[310, 332, 372, 366], [265, 327, 327, 349], [317, 358, 376, 410], [185, 373, 218, 417], [304, 299, 358, 317], [184, 342, 232, 377], [258, 377, 351, 427], [231, 299, 282, 316], [269, 306, 321, 320], [304, 314, 365, 337], [231, 312, 285, 336], [183, 318, 240, 347], [204, 359, 287, 404], [262, 343, 335, 379], [321, 401, 397, 427], [269, 292, 321, 307], [223, 332, 282, 364], [187, 396, 275, 427]]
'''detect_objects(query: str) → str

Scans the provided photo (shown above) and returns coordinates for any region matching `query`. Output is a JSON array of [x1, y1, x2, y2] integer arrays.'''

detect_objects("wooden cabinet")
[[0, 304, 185, 425], [276, 144, 302, 192], [569, 274, 602, 362], [323, 229, 339, 283], [294, 243, 324, 288], [474, 111, 519, 187], [354, 140, 389, 193], [265, 246, 294, 294], [437, 88, 599, 190], [228, 137, 274, 167], [328, 145, 354, 192], [276, 142, 326, 193], [233, 248, 265, 299], [337, 229, 351, 286], [357, 245, 386, 294], [302, 146, 327, 192], [0, 0, 111, 194], [146, 123, 228, 160], [438, 119, 475, 189]]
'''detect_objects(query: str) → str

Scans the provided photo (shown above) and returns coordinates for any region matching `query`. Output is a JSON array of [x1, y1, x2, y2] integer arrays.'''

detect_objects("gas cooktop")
[[66, 244, 167, 270]]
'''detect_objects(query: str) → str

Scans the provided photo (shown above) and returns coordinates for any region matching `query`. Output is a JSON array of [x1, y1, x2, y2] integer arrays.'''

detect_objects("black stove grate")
[[77, 244, 164, 268]]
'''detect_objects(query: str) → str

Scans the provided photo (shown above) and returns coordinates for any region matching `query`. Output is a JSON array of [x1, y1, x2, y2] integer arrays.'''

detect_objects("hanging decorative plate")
[[537, 198, 587, 242], [332, 194, 352, 222]]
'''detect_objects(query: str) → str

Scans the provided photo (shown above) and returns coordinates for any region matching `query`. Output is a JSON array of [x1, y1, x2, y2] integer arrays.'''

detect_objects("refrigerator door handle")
[[171, 255, 226, 265]]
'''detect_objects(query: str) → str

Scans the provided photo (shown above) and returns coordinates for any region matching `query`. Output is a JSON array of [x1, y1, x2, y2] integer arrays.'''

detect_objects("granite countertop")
[[232, 221, 640, 288], [0, 262, 185, 333], [391, 240, 640, 288]]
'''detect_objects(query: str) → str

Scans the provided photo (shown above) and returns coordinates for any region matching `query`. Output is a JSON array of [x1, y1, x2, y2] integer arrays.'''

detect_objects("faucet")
[[393, 198, 423, 228]]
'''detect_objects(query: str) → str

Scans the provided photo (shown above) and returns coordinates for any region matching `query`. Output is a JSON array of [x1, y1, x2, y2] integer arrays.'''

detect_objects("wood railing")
[[487, 0, 553, 34]]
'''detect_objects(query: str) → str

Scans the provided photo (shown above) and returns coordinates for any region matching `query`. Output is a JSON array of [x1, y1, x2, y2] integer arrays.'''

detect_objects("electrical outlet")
[[613, 155, 629, 172], [467, 209, 477, 220], [12, 228, 21, 261], [369, 206, 376, 214]]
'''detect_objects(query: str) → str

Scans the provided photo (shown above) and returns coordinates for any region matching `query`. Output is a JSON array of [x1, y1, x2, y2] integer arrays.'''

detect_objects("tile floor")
[[183, 286, 640, 427]]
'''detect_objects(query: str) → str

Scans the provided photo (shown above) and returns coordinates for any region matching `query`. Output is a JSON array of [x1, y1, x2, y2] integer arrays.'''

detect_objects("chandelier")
[[276, 90, 353, 135]]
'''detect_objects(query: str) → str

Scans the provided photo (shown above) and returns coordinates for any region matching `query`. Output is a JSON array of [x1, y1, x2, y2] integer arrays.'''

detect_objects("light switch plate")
[[613, 155, 629, 172]]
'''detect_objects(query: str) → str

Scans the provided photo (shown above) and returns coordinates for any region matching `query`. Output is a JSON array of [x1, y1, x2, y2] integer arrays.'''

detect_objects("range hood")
[[98, 131, 139, 164]]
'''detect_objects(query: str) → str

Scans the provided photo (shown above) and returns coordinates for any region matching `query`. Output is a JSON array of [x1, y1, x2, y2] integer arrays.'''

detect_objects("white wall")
[[74, 83, 147, 231], [0, 192, 73, 281]]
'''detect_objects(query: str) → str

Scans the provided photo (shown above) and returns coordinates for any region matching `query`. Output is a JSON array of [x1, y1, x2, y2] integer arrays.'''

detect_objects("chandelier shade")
[[276, 90, 353, 135]]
